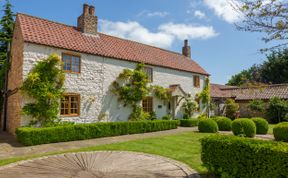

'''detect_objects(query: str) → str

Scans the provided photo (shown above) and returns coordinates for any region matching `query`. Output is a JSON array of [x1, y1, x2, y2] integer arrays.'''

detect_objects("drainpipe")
[[2, 43, 10, 131]]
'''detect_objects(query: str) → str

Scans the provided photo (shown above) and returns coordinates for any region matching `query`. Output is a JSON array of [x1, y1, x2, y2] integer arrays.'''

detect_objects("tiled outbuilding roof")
[[211, 83, 288, 100], [16, 13, 209, 76]]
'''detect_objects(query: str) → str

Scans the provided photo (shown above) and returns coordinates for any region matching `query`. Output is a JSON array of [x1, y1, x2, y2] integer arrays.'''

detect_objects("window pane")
[[70, 96, 79, 114], [60, 96, 69, 115], [71, 56, 80, 73], [142, 97, 153, 113], [62, 55, 71, 71]]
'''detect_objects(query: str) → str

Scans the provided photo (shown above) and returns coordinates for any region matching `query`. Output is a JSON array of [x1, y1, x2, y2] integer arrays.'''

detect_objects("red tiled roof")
[[211, 83, 288, 100], [17, 13, 209, 76]]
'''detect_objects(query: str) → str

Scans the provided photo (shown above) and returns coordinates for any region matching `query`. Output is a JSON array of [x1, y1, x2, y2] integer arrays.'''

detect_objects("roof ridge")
[[220, 83, 288, 90], [18, 13, 193, 61]]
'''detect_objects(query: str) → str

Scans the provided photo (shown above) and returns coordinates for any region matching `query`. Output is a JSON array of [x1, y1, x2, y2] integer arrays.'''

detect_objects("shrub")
[[224, 99, 239, 119], [232, 118, 256, 137], [201, 135, 288, 178], [179, 119, 199, 127], [248, 99, 265, 113], [162, 115, 172, 120], [251, 117, 269, 134], [267, 97, 288, 123], [273, 122, 288, 142], [16, 120, 179, 146], [198, 119, 218, 133], [182, 97, 198, 119], [212, 117, 232, 131]]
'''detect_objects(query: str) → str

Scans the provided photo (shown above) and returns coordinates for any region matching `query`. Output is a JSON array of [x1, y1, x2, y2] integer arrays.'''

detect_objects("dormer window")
[[62, 53, 81, 73]]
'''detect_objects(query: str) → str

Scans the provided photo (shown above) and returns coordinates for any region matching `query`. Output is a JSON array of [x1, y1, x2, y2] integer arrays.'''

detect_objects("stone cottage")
[[2, 4, 209, 134], [211, 83, 288, 117]]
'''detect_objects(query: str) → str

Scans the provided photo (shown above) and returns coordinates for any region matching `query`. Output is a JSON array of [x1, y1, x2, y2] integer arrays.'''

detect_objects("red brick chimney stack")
[[182, 39, 191, 58], [77, 4, 98, 35]]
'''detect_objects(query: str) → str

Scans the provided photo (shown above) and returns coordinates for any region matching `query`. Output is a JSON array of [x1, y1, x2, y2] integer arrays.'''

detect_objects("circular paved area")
[[0, 151, 199, 178]]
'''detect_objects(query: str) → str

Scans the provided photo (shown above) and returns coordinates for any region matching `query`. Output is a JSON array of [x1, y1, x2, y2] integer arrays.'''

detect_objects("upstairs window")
[[62, 53, 81, 73], [143, 67, 153, 82], [194, 75, 200, 88], [142, 97, 153, 113], [61, 94, 80, 116]]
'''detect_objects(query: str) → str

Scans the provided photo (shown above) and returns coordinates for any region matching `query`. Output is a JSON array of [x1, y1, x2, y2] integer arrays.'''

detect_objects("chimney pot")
[[182, 39, 191, 58], [83, 4, 89, 15], [89, 6, 95, 15]]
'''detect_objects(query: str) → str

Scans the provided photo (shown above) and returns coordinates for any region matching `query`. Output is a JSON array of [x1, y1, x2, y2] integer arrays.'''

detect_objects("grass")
[[0, 131, 211, 174], [268, 124, 276, 134]]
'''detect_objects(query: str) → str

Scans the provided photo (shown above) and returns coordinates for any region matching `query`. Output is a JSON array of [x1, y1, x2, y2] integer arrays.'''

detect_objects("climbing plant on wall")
[[152, 85, 171, 103], [197, 77, 211, 116], [112, 63, 151, 121], [21, 54, 65, 127]]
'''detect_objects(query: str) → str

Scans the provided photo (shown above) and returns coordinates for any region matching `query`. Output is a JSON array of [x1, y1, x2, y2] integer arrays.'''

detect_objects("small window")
[[142, 97, 153, 113], [143, 67, 153, 82], [60, 94, 80, 116], [193, 76, 200, 88], [62, 53, 81, 73]]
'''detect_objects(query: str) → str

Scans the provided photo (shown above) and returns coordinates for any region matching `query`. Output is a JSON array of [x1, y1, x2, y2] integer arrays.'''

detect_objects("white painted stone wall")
[[20, 43, 206, 125]]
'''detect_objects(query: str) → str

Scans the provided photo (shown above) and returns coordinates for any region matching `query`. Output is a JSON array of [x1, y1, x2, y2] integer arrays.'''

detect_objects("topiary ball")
[[251, 117, 269, 134], [212, 117, 232, 131], [273, 122, 288, 142], [198, 119, 218, 133], [232, 118, 256, 138]]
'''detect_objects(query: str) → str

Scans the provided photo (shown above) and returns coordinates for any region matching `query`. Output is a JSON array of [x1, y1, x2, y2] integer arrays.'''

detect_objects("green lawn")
[[268, 124, 276, 134], [0, 131, 211, 174]]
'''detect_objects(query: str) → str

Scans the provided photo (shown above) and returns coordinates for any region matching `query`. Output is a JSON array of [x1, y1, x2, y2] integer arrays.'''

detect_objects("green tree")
[[182, 96, 198, 119], [248, 99, 265, 115], [267, 97, 288, 123], [224, 99, 239, 120], [21, 54, 65, 127], [0, 0, 14, 107], [235, 0, 288, 51], [227, 65, 261, 86], [261, 49, 288, 84]]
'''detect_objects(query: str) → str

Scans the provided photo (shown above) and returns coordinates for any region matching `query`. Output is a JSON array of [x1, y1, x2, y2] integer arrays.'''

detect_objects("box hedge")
[[273, 122, 288, 142], [251, 117, 269, 134], [16, 120, 179, 146], [201, 135, 288, 178], [179, 119, 199, 127], [232, 118, 256, 138], [211, 117, 232, 131], [198, 119, 218, 133]]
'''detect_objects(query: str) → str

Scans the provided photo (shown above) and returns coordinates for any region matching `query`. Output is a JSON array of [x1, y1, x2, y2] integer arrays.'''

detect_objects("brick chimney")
[[77, 4, 98, 35], [182, 39, 191, 58]]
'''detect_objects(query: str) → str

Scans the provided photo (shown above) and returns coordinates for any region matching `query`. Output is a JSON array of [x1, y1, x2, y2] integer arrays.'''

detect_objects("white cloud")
[[99, 19, 218, 48], [203, 0, 243, 23], [159, 23, 218, 40], [194, 10, 206, 19], [138, 10, 169, 18]]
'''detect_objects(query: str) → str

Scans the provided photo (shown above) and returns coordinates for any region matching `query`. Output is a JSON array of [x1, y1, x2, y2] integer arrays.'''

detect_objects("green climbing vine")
[[112, 63, 150, 121], [21, 54, 65, 127], [197, 77, 211, 117], [152, 85, 171, 103]]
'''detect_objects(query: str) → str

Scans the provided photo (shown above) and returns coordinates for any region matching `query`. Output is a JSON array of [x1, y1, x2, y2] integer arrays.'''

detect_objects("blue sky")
[[1, 0, 271, 84]]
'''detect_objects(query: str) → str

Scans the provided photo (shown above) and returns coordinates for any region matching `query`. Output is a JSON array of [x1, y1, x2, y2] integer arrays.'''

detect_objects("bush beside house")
[[211, 117, 232, 131], [273, 122, 288, 142], [232, 118, 256, 137], [16, 120, 179, 146], [201, 135, 288, 178], [251, 117, 269, 134], [179, 119, 199, 127], [198, 119, 218, 133]]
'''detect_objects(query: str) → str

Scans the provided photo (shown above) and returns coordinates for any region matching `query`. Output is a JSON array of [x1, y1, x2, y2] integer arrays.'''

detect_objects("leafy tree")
[[235, 0, 288, 51], [224, 99, 239, 119], [261, 49, 288, 84], [227, 49, 288, 85], [227, 64, 261, 86], [21, 54, 65, 127], [267, 97, 288, 123], [0, 0, 14, 107], [248, 99, 265, 114]]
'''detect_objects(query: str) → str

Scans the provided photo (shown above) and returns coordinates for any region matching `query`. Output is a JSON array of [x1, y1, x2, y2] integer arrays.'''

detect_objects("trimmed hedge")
[[198, 119, 218, 133], [232, 118, 256, 138], [16, 120, 179, 146], [273, 122, 288, 142], [201, 135, 288, 178], [179, 119, 199, 127], [251, 117, 269, 134], [212, 117, 232, 131]]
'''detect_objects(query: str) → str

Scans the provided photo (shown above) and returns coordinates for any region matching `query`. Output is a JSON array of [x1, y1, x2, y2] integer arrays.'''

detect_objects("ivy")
[[197, 77, 211, 116], [21, 54, 65, 127]]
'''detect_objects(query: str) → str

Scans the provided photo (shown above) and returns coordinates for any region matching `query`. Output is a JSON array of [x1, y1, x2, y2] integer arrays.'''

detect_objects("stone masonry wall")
[[20, 43, 206, 126]]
